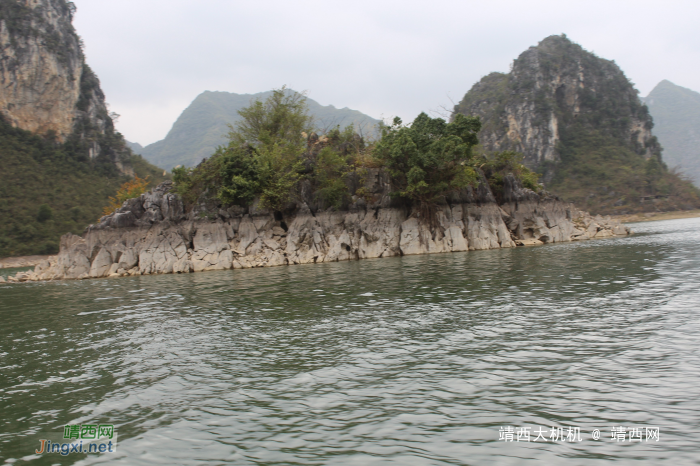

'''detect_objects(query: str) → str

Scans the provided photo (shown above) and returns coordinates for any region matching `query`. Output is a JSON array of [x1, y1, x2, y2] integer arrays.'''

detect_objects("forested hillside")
[[0, 0, 167, 257], [0, 115, 165, 257]]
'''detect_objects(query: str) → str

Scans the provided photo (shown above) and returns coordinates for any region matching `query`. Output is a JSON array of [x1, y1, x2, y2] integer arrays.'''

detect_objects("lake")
[[1, 218, 699, 465]]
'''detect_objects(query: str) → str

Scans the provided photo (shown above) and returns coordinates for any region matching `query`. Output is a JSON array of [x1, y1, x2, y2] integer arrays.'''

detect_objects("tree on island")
[[373, 113, 481, 222]]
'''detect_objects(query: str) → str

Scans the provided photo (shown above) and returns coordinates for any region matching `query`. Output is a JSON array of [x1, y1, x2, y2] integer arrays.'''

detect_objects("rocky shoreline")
[[3, 171, 630, 284]]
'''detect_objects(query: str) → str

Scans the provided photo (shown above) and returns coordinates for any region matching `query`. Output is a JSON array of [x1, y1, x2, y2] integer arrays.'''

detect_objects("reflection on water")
[[1, 218, 700, 465]]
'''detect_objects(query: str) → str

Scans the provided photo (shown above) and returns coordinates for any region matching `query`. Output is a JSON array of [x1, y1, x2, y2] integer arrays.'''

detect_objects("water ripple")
[[1, 218, 699, 465]]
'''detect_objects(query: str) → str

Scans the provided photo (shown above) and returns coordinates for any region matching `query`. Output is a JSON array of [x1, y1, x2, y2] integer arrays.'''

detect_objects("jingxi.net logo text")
[[34, 424, 118, 456]]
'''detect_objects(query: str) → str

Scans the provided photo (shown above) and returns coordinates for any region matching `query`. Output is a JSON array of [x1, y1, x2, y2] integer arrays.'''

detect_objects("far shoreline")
[[612, 209, 700, 224], [0, 255, 51, 269]]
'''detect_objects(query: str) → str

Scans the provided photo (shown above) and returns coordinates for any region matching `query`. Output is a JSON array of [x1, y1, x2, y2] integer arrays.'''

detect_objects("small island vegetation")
[[172, 88, 542, 222]]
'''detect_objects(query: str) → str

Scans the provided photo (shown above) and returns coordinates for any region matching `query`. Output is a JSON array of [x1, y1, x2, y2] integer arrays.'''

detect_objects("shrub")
[[102, 175, 150, 217], [0, 112, 166, 257], [478, 151, 541, 199], [314, 146, 350, 208], [36, 204, 53, 223]]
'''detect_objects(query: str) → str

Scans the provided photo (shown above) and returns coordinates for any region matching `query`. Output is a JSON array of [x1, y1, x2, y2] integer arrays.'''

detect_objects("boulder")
[[515, 238, 544, 246], [89, 248, 113, 278]]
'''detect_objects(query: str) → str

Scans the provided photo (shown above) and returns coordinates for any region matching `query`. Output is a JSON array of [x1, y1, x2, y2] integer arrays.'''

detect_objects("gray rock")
[[89, 248, 112, 278], [21, 179, 632, 282]]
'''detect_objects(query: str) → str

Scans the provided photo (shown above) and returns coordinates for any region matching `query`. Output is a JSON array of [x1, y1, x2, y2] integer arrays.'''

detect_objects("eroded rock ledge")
[[6, 172, 630, 283]]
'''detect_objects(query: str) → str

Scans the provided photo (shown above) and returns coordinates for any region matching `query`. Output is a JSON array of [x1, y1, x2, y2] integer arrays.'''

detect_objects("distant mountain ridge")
[[126, 141, 144, 154], [134, 90, 381, 170], [643, 80, 700, 187]]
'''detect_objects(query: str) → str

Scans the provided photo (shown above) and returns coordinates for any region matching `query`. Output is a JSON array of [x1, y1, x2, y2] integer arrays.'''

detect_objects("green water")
[[1, 218, 699, 465]]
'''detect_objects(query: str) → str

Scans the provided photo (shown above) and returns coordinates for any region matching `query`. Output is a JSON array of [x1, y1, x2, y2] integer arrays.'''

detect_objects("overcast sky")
[[72, 0, 700, 146]]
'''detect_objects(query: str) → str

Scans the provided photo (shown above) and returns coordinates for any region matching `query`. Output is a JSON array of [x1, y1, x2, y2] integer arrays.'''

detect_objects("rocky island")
[[6, 170, 629, 283]]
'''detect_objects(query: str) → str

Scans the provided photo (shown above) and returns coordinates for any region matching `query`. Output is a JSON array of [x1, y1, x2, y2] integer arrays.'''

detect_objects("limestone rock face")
[[0, 0, 124, 170], [453, 35, 659, 168], [12, 178, 631, 283], [0, 0, 82, 139]]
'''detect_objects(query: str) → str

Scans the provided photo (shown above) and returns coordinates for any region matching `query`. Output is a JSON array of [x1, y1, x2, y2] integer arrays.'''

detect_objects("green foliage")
[[478, 151, 541, 199], [36, 204, 53, 223], [253, 144, 304, 211], [232, 88, 312, 148], [373, 113, 481, 211], [174, 88, 312, 211], [172, 163, 220, 205], [645, 154, 666, 194], [548, 127, 700, 213], [172, 90, 379, 213], [0, 115, 167, 258], [453, 72, 510, 136], [216, 147, 260, 206], [224, 87, 311, 210], [76, 64, 101, 113], [310, 124, 367, 208], [314, 146, 349, 209]]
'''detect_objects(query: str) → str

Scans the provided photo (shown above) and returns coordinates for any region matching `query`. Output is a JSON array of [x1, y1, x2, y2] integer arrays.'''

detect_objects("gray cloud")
[[73, 0, 700, 145]]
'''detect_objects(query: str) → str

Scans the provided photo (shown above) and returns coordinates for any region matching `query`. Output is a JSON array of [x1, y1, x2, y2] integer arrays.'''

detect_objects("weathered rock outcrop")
[[450, 34, 700, 215], [0, 0, 81, 139], [0, 0, 131, 171], [499, 174, 629, 246], [7, 172, 631, 283], [453, 34, 659, 168]]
